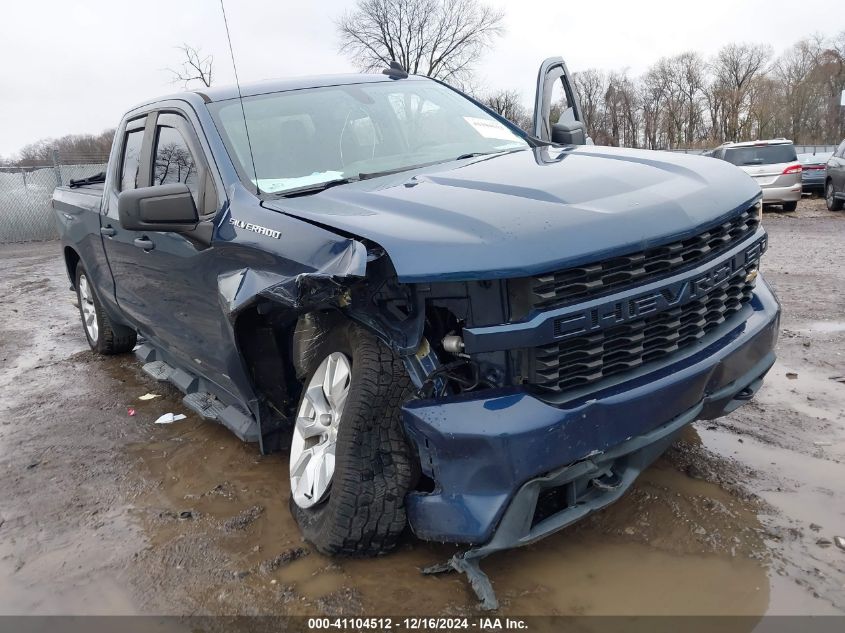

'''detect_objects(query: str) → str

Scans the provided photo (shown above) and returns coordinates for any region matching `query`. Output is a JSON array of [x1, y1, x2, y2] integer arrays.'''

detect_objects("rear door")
[[100, 114, 155, 319], [532, 56, 588, 145]]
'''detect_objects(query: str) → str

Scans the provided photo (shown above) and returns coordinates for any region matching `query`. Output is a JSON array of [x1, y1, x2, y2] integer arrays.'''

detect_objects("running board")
[[136, 345, 259, 443], [142, 360, 174, 382], [183, 392, 226, 420]]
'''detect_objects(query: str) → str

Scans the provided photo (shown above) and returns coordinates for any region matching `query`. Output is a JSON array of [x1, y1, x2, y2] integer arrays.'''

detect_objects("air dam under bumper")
[[401, 277, 780, 546]]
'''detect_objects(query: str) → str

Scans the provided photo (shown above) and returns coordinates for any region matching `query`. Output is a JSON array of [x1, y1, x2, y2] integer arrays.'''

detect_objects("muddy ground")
[[1, 196, 844, 618]]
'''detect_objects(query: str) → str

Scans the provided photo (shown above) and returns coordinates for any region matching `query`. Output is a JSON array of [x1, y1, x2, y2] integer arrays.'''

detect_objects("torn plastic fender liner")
[[217, 238, 368, 317]]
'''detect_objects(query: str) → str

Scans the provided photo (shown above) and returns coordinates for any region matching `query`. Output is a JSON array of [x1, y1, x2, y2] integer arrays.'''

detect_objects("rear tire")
[[782, 201, 798, 212], [288, 313, 415, 556], [75, 265, 137, 355], [826, 182, 843, 211]]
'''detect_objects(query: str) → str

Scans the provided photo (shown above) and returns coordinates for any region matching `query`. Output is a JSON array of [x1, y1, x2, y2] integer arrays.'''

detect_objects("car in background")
[[797, 151, 832, 194], [825, 139, 845, 211], [711, 139, 801, 212]]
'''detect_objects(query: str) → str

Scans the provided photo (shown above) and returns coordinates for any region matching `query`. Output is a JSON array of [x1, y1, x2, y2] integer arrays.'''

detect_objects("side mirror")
[[551, 121, 587, 146], [118, 183, 198, 232]]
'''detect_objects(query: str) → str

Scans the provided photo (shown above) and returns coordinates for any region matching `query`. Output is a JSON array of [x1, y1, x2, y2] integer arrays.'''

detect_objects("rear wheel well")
[[64, 247, 80, 289]]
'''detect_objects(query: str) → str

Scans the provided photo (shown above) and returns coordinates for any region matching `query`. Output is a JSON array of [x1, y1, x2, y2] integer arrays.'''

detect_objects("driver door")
[[532, 57, 589, 145]]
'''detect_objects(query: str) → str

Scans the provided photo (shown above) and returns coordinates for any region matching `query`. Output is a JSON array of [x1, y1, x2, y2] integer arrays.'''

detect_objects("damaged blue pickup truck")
[[54, 58, 779, 607]]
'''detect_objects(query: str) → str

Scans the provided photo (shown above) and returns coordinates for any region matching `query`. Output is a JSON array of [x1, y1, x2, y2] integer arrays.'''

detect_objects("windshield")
[[208, 79, 529, 195], [723, 144, 797, 166]]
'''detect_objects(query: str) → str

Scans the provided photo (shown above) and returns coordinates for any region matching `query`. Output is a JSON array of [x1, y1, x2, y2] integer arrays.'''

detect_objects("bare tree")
[[168, 44, 214, 89], [337, 0, 504, 82], [709, 43, 772, 141], [480, 89, 531, 131], [573, 69, 607, 141]]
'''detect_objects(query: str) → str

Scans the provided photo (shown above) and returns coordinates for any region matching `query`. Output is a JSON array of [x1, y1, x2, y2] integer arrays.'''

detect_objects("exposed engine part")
[[415, 359, 496, 399], [441, 334, 465, 354]]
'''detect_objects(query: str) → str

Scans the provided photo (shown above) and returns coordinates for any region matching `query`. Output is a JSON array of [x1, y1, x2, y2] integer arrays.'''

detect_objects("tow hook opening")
[[531, 462, 625, 528], [733, 385, 755, 401]]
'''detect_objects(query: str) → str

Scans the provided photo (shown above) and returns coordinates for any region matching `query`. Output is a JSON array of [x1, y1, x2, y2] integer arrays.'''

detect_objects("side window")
[[152, 126, 199, 201], [120, 130, 145, 191], [549, 77, 576, 124]]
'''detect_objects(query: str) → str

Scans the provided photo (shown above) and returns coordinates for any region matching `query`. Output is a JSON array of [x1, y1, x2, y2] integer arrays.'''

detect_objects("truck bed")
[[53, 184, 104, 215]]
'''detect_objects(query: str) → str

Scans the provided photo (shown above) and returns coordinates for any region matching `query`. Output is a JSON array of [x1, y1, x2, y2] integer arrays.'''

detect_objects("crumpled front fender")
[[217, 238, 368, 317]]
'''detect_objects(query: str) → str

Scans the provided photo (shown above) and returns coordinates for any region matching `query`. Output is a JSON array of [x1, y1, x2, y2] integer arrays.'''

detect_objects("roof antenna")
[[382, 61, 408, 80], [219, 0, 259, 194]]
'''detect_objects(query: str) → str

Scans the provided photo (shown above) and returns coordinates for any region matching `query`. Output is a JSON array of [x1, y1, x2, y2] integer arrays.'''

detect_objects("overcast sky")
[[1, 0, 843, 157]]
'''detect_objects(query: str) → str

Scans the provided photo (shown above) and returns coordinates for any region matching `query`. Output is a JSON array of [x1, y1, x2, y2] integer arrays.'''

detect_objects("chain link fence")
[[0, 151, 107, 243], [669, 144, 838, 155]]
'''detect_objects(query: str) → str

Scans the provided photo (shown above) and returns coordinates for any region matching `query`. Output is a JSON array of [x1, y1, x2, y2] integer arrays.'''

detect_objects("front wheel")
[[75, 265, 137, 354], [288, 313, 415, 556], [827, 182, 844, 211]]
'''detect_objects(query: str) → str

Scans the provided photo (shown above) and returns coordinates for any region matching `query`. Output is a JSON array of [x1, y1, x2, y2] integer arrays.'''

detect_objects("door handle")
[[133, 237, 155, 251], [100, 226, 117, 237]]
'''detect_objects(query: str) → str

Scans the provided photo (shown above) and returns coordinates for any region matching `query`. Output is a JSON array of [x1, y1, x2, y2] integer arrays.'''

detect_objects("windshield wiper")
[[358, 160, 444, 180], [455, 152, 492, 160], [359, 149, 527, 181], [455, 148, 526, 161], [275, 177, 358, 198]]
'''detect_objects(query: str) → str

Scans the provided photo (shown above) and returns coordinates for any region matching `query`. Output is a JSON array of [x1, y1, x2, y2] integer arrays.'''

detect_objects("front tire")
[[826, 182, 843, 211], [782, 201, 798, 212], [75, 265, 137, 354], [288, 313, 414, 556]]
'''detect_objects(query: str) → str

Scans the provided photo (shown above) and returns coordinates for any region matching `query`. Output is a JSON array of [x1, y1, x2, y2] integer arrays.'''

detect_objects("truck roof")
[[150, 73, 425, 107]]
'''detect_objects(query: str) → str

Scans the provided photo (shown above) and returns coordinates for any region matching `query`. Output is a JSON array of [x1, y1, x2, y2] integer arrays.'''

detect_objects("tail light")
[[782, 164, 802, 175]]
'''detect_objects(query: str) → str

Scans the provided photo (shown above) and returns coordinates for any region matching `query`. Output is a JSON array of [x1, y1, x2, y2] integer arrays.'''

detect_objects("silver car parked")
[[711, 139, 801, 211]]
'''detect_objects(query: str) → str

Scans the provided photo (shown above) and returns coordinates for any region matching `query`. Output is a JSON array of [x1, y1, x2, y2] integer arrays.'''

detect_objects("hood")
[[263, 145, 761, 282]]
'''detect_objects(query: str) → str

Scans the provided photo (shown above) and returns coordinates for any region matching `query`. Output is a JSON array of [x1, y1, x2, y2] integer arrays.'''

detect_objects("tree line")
[[339, 1, 844, 148], [4, 0, 844, 164], [1, 130, 115, 167], [484, 34, 845, 148]]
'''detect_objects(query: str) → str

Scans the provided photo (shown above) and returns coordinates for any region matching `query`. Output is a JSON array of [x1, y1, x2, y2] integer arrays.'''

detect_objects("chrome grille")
[[526, 266, 757, 392]]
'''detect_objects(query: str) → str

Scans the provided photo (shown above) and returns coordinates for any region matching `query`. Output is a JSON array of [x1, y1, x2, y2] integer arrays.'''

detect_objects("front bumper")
[[401, 277, 780, 546]]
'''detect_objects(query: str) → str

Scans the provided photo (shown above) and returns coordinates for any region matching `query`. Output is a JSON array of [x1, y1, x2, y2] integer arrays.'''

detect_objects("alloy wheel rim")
[[78, 275, 98, 343], [828, 184, 834, 206], [289, 352, 351, 508]]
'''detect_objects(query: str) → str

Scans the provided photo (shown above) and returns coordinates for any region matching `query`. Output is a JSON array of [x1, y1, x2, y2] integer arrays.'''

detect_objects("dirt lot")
[[1, 197, 844, 617]]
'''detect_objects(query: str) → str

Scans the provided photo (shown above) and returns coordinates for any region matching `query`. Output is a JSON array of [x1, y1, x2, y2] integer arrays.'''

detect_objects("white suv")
[[711, 139, 801, 211]]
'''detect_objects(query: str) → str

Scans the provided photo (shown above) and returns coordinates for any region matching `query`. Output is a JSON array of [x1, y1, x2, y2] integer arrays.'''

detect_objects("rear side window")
[[723, 144, 797, 166], [120, 129, 145, 191], [152, 126, 199, 201]]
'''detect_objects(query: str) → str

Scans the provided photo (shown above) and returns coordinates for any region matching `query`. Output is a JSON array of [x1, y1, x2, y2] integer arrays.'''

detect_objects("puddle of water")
[[0, 506, 141, 615], [699, 429, 845, 538], [0, 561, 137, 615], [699, 427, 845, 613], [126, 417, 780, 616]]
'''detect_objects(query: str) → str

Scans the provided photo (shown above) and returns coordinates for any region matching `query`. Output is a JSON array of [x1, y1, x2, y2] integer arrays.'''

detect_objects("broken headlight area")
[[404, 280, 517, 399]]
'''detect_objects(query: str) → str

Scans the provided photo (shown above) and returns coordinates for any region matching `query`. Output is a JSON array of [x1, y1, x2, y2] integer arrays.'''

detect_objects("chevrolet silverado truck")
[[53, 58, 780, 608]]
